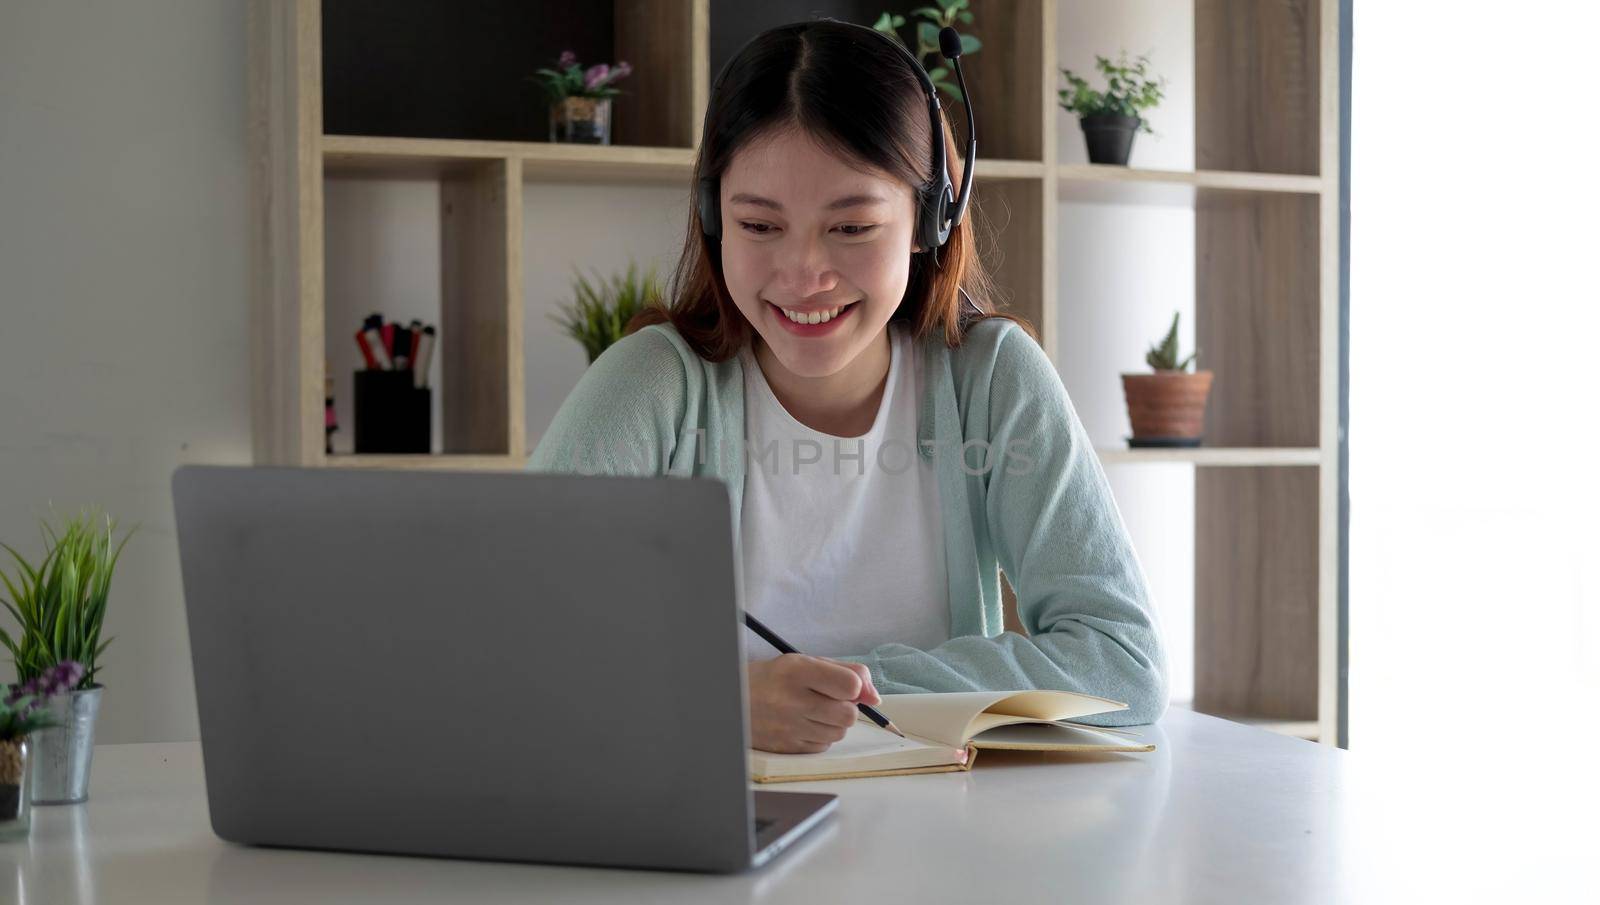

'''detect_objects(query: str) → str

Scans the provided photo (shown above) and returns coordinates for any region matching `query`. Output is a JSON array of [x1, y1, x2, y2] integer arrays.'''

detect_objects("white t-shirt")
[[738, 321, 950, 660]]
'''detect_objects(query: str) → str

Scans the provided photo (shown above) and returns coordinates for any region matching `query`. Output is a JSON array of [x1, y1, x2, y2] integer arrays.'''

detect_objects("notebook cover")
[[750, 744, 980, 783]]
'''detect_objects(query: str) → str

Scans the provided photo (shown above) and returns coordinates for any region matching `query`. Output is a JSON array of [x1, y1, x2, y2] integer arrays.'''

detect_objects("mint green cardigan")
[[527, 318, 1169, 726]]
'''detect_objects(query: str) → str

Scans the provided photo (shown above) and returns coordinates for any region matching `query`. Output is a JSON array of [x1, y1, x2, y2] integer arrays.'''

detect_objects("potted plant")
[[0, 508, 135, 805], [548, 259, 665, 364], [0, 685, 59, 840], [872, 0, 983, 104], [531, 50, 633, 145], [1122, 311, 1214, 448], [1058, 51, 1167, 165]]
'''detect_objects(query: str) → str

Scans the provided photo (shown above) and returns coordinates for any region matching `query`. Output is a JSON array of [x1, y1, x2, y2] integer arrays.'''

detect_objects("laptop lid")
[[172, 465, 759, 873]]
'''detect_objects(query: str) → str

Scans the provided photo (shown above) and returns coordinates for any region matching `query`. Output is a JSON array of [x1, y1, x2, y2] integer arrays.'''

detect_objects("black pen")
[[742, 612, 905, 739]]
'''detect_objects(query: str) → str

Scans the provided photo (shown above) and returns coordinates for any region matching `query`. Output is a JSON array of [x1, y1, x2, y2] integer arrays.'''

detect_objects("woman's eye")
[[736, 222, 878, 237]]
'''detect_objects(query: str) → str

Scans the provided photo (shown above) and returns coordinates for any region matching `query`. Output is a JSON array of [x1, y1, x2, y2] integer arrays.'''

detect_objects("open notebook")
[[749, 690, 1155, 783]]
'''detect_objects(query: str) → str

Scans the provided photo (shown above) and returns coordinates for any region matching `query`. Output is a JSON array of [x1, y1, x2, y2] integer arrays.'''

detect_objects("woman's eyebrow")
[[727, 192, 889, 211]]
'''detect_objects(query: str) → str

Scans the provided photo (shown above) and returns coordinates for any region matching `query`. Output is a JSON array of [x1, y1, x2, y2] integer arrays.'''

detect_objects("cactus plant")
[[1145, 311, 1197, 372]]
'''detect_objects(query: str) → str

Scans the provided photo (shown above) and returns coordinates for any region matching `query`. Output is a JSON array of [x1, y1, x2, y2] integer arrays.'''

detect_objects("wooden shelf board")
[[1095, 447, 1323, 467], [1215, 714, 1320, 741], [321, 134, 695, 184], [323, 454, 526, 471], [520, 143, 696, 185], [323, 135, 1044, 186], [323, 134, 522, 176], [973, 158, 1047, 182], [1057, 164, 1323, 206], [1175, 702, 1319, 741]]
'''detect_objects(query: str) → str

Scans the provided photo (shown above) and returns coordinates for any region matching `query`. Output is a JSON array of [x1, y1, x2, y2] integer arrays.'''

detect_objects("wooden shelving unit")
[[250, 0, 1344, 745], [1096, 447, 1324, 468], [1057, 163, 1323, 205]]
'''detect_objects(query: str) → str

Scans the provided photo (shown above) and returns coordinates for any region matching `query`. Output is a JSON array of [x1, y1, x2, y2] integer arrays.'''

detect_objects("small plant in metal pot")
[[1058, 51, 1166, 165], [1122, 311, 1214, 448], [0, 686, 60, 839], [0, 508, 135, 805]]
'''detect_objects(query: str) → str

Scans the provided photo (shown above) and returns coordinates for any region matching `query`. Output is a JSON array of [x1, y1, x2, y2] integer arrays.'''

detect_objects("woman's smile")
[[767, 298, 861, 335]]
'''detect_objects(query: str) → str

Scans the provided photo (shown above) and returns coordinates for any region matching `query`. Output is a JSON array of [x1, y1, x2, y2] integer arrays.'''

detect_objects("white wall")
[[1055, 1, 1197, 703], [0, 0, 250, 743], [1345, 2, 1600, 891], [1349, 9, 1600, 744]]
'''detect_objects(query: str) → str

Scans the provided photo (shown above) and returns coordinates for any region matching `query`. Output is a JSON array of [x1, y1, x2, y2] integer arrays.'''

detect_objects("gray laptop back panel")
[[172, 465, 756, 873]]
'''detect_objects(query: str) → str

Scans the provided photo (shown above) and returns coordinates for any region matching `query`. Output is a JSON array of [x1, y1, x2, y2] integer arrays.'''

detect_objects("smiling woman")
[[531, 18, 1169, 756]]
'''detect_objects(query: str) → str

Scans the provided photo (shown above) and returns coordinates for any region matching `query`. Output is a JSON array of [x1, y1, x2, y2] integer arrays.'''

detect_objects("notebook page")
[[969, 722, 1155, 752], [748, 718, 967, 779], [874, 690, 1128, 747]]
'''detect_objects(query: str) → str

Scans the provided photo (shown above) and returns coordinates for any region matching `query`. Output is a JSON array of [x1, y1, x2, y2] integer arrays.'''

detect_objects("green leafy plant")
[[872, 0, 983, 104], [547, 260, 665, 364], [0, 695, 57, 743], [1059, 51, 1167, 134], [0, 508, 135, 690], [530, 50, 633, 102], [1146, 311, 1198, 372]]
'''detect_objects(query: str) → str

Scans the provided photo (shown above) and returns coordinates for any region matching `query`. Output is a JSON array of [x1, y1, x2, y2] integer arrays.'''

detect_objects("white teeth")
[[780, 302, 851, 325]]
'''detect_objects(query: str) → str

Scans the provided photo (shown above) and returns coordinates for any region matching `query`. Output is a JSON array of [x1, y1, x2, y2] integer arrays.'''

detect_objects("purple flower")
[[4, 660, 85, 708], [583, 64, 610, 92], [612, 61, 632, 81], [558, 50, 577, 69]]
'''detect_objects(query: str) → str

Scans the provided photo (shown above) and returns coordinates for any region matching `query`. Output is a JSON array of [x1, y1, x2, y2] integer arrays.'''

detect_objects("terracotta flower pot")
[[1122, 370, 1214, 447]]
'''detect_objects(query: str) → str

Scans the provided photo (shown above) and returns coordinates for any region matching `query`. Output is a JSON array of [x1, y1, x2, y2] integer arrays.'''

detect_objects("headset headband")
[[697, 19, 977, 261]]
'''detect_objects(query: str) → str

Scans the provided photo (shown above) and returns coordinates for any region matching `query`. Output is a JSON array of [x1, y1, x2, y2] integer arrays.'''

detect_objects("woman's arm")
[[527, 327, 685, 476], [833, 325, 1170, 726]]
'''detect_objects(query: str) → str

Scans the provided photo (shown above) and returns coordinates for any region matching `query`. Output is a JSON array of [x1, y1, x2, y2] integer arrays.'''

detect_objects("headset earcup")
[[919, 182, 950, 251], [697, 178, 720, 239]]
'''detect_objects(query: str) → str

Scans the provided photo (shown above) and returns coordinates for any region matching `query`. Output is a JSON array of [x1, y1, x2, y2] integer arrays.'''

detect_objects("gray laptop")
[[171, 465, 836, 874]]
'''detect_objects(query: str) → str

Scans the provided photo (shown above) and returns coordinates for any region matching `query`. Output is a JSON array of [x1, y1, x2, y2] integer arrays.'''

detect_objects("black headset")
[[696, 19, 979, 278]]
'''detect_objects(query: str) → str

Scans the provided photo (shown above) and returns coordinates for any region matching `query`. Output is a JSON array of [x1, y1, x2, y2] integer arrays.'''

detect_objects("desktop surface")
[[9, 708, 1591, 903], [0, 710, 1355, 904]]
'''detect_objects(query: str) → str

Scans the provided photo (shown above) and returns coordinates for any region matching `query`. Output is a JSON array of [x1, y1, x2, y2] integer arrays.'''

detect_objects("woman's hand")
[[746, 653, 881, 754]]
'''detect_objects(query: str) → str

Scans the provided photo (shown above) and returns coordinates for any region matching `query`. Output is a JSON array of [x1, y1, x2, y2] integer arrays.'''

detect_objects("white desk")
[[2, 709, 1590, 904]]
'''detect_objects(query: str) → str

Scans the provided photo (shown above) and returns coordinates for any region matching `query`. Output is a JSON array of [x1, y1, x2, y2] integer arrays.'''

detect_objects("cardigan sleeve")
[[833, 324, 1170, 726], [527, 327, 685, 476]]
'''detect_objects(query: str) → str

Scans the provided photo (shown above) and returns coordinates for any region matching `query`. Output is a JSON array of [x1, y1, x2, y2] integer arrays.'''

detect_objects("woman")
[[529, 19, 1168, 754]]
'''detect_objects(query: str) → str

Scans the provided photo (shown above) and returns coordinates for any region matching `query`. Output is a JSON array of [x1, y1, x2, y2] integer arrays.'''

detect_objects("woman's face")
[[718, 125, 920, 379]]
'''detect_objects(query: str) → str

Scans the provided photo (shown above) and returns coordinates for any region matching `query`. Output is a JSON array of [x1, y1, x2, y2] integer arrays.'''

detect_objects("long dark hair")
[[624, 18, 1037, 361]]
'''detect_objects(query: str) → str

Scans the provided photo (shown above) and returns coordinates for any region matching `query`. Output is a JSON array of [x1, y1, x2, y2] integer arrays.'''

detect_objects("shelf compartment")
[[1057, 164, 1323, 206], [320, 155, 524, 459], [959, 0, 1048, 163], [1196, 0, 1322, 176], [972, 179, 1048, 341], [1195, 467, 1320, 722], [1096, 447, 1322, 467], [1198, 193, 1321, 448], [321, 0, 699, 149]]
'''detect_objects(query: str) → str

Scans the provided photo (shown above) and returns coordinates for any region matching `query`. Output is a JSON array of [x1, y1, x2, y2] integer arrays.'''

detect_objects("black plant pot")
[[1080, 113, 1140, 165]]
